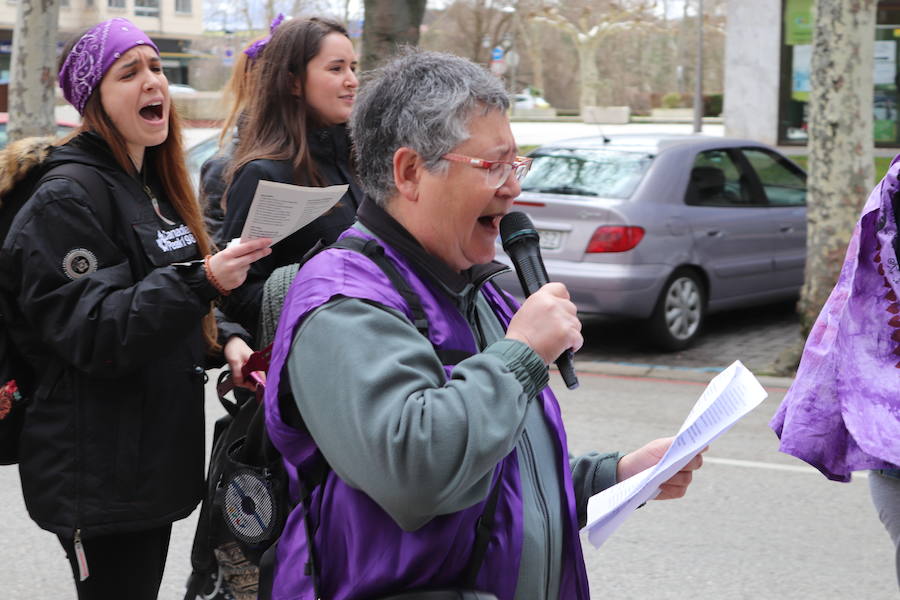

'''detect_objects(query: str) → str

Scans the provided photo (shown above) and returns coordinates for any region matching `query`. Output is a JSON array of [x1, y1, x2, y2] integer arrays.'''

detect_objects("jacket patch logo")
[[62, 248, 98, 280], [156, 224, 196, 253]]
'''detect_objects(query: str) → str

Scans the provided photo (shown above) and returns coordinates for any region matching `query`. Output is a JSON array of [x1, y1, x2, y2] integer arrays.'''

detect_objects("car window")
[[520, 148, 652, 199], [741, 148, 806, 207], [186, 136, 219, 175], [687, 149, 756, 206]]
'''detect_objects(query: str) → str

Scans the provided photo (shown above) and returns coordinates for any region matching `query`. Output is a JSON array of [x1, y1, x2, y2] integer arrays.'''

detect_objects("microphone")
[[499, 211, 579, 390]]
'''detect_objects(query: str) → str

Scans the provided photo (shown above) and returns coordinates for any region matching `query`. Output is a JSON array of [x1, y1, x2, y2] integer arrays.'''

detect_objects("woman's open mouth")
[[478, 215, 502, 231], [139, 102, 164, 122]]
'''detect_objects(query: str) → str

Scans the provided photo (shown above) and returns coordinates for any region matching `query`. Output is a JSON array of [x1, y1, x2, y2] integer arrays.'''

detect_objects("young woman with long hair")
[[216, 16, 363, 336], [0, 18, 270, 599]]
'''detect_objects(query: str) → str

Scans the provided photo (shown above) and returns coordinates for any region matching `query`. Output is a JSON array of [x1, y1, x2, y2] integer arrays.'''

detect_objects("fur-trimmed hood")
[[0, 136, 55, 208]]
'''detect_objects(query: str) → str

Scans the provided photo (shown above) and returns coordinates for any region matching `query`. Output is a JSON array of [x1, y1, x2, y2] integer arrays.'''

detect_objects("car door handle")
[[706, 229, 724, 237], [779, 225, 794, 233]]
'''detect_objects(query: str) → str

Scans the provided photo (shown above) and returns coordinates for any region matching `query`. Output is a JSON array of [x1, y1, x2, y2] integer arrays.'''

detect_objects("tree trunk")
[[799, 0, 877, 332], [8, 0, 59, 143], [576, 41, 600, 110], [520, 18, 545, 94], [361, 0, 427, 70]]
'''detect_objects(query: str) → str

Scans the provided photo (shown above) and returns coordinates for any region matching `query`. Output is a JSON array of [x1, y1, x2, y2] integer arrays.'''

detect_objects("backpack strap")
[[330, 235, 431, 338]]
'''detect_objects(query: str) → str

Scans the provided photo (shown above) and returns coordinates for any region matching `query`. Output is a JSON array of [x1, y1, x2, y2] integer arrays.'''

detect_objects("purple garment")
[[263, 228, 590, 599], [770, 156, 900, 482], [58, 18, 159, 114]]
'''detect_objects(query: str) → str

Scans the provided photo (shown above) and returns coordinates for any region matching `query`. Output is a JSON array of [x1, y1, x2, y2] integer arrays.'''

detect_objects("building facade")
[[0, 0, 204, 85], [725, 0, 900, 147]]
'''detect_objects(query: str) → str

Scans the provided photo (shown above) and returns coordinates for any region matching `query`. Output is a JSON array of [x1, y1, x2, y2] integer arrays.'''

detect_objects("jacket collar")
[[356, 197, 508, 296]]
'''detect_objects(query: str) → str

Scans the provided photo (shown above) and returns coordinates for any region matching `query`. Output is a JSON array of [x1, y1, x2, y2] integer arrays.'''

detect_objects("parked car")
[[0, 113, 79, 148], [185, 133, 219, 192], [169, 83, 199, 94], [494, 134, 807, 350], [513, 93, 550, 110]]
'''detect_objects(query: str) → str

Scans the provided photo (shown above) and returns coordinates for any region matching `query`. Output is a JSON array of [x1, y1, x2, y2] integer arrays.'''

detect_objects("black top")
[[217, 124, 363, 336], [0, 132, 224, 538]]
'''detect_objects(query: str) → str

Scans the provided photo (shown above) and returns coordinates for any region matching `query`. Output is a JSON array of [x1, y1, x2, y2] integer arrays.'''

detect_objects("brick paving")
[[575, 299, 803, 376]]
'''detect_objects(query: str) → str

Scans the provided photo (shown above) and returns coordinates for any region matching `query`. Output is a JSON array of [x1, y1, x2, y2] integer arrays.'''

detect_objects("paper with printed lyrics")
[[582, 360, 768, 549], [239, 180, 349, 245]]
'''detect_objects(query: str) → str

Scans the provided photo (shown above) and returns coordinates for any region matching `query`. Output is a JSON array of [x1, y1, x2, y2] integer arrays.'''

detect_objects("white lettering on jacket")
[[156, 224, 197, 253]]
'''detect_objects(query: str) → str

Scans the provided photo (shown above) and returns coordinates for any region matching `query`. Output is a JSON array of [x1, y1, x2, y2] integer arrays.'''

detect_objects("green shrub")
[[661, 92, 683, 109], [704, 93, 723, 116]]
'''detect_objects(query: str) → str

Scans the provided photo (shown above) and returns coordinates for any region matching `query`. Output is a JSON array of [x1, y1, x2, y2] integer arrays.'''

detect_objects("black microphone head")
[[500, 211, 539, 252]]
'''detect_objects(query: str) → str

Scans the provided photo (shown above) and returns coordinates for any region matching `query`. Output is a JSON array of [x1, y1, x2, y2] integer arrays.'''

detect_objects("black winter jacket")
[[0, 132, 223, 540], [216, 124, 363, 335]]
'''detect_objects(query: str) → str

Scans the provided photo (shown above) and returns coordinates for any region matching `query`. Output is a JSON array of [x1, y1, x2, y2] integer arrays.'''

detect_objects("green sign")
[[785, 0, 814, 46]]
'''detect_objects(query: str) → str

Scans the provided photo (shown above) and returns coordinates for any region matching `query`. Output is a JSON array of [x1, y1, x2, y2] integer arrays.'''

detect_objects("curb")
[[568, 359, 795, 390]]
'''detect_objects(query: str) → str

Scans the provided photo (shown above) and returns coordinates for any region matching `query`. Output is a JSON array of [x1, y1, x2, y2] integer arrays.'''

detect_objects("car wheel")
[[646, 269, 705, 351]]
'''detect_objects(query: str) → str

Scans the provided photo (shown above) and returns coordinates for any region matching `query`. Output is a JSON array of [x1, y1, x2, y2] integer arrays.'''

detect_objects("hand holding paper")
[[582, 360, 767, 548], [616, 437, 707, 501]]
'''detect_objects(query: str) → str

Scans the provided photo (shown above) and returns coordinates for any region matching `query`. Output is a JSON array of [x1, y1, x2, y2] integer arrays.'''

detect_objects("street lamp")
[[693, 0, 704, 133]]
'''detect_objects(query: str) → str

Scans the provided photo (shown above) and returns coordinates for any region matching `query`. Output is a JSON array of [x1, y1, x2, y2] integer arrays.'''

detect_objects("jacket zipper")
[[73, 367, 88, 581], [73, 528, 89, 581], [143, 184, 176, 226], [521, 430, 552, 600]]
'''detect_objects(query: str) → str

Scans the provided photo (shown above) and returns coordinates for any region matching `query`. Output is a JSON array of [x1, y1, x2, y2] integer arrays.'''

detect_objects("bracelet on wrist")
[[204, 254, 230, 296]]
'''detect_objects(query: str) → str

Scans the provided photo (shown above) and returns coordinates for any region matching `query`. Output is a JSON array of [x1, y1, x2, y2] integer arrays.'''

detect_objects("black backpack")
[[184, 236, 502, 600], [0, 160, 110, 465]]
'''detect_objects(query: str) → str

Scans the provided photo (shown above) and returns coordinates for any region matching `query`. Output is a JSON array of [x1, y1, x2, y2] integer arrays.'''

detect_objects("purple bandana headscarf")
[[243, 13, 288, 60], [770, 155, 900, 482], [58, 18, 160, 115]]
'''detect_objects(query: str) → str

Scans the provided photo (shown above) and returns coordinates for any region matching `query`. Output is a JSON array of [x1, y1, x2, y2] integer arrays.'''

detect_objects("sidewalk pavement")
[[571, 300, 801, 390]]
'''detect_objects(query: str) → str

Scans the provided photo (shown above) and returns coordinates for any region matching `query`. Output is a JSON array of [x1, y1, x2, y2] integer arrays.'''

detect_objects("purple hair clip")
[[243, 13, 287, 60]]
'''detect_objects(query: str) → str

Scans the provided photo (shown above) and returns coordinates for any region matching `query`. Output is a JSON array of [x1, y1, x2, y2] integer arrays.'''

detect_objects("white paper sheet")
[[582, 360, 768, 548], [238, 180, 349, 245]]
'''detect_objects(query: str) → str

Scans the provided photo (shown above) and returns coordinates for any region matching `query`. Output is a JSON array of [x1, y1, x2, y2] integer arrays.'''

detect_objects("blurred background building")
[[726, 0, 900, 148]]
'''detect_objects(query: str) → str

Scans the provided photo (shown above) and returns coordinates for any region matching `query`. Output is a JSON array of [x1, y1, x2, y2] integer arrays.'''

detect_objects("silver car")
[[494, 134, 807, 350]]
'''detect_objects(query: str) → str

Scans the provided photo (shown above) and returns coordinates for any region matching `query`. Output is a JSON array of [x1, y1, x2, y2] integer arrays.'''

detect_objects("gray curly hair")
[[349, 49, 510, 207]]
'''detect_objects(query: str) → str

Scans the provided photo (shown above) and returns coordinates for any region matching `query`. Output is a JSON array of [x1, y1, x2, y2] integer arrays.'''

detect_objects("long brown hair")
[[218, 34, 266, 148], [227, 17, 350, 189], [59, 32, 219, 349]]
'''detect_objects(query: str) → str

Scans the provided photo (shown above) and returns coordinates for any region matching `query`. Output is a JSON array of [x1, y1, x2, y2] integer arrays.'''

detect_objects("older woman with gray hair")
[[261, 49, 703, 600]]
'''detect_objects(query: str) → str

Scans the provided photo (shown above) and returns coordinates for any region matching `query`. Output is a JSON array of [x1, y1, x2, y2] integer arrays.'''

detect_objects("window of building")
[[779, 0, 900, 146], [108, 0, 125, 8], [134, 0, 158, 17], [175, 0, 191, 13]]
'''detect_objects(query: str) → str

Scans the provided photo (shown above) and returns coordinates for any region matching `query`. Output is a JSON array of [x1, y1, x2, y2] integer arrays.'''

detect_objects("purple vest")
[[263, 229, 591, 599]]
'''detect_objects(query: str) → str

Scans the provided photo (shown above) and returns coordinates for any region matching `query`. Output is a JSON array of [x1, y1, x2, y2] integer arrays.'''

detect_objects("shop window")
[[780, 0, 900, 146], [134, 0, 158, 16]]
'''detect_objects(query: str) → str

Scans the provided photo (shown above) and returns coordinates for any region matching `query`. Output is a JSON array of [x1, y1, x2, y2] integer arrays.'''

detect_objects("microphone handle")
[[510, 249, 580, 390]]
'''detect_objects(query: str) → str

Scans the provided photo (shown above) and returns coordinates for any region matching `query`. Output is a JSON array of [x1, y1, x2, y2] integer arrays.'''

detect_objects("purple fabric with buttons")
[[58, 17, 159, 114], [770, 155, 900, 481]]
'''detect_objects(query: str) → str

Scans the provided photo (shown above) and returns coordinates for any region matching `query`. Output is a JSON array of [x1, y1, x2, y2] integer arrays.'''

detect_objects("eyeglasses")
[[442, 153, 533, 189]]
